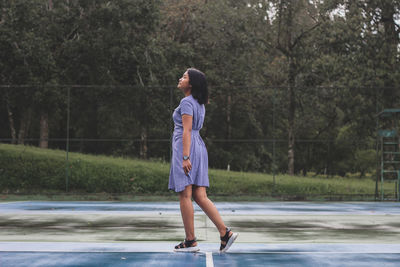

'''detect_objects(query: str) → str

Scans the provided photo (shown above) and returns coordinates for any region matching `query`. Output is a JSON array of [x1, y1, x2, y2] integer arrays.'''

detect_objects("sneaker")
[[174, 238, 200, 253], [220, 228, 238, 253]]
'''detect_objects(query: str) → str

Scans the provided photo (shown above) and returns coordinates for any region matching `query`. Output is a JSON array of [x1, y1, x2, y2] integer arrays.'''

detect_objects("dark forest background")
[[1, 0, 399, 177]]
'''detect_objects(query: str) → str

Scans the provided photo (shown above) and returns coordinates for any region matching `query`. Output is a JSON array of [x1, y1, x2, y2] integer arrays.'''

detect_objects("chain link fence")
[[0, 85, 396, 199]]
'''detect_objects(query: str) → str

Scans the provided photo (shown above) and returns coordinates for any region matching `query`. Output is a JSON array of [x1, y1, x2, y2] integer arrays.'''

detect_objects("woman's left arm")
[[182, 114, 193, 175]]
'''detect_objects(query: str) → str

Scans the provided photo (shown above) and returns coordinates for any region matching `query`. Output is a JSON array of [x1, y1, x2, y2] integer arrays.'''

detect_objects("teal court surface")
[[0, 201, 400, 266]]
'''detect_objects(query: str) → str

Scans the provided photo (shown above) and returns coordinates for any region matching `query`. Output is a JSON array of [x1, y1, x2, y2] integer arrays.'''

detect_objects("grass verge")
[[0, 143, 395, 201]]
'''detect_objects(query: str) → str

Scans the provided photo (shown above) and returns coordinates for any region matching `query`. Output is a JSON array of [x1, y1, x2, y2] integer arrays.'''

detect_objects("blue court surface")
[[0, 201, 399, 266], [1, 242, 400, 267]]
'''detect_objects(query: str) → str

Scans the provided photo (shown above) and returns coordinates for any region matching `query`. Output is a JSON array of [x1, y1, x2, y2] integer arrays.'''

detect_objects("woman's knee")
[[179, 185, 193, 199], [193, 187, 208, 203]]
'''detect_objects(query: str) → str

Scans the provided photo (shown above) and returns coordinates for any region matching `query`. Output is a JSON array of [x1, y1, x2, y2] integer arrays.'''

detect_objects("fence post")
[[273, 87, 276, 188], [65, 87, 70, 193], [169, 85, 173, 161]]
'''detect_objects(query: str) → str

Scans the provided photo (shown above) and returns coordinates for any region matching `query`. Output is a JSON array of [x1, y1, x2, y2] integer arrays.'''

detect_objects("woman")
[[169, 67, 238, 253]]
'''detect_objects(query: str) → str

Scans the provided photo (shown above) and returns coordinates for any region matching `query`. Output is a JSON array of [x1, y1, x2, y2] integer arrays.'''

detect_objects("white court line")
[[228, 252, 400, 254], [0, 201, 29, 204], [206, 252, 214, 267]]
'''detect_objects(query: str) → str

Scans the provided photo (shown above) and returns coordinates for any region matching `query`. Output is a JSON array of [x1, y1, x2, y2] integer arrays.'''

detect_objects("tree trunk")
[[17, 107, 32, 145], [282, 0, 295, 176], [225, 92, 232, 170], [5, 93, 17, 144], [140, 126, 148, 159], [227, 93, 232, 139], [287, 56, 295, 175], [303, 143, 311, 177], [381, 2, 399, 106], [48, 0, 53, 10], [39, 112, 49, 148], [381, 3, 397, 45]]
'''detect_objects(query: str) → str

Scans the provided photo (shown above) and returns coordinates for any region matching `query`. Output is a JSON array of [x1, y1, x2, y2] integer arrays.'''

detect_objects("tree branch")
[[291, 22, 321, 49]]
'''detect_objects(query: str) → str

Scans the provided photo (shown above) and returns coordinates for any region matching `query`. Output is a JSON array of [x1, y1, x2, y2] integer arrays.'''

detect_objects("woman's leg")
[[179, 185, 197, 244], [192, 186, 232, 239]]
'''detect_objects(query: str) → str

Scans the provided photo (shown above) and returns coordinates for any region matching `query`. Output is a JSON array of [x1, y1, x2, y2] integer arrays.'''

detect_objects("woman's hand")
[[183, 159, 192, 176]]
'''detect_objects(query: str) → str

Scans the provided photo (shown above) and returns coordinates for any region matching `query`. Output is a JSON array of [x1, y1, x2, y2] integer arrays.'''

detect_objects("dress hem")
[[169, 183, 210, 193]]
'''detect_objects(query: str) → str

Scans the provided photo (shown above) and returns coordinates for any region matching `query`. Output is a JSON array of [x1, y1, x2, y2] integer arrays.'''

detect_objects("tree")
[[265, 0, 323, 175]]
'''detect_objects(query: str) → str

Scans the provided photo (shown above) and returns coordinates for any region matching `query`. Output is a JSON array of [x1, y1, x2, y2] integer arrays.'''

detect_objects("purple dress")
[[168, 94, 209, 192]]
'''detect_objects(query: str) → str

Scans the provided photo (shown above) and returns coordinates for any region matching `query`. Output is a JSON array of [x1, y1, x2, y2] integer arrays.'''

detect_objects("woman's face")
[[177, 70, 191, 92]]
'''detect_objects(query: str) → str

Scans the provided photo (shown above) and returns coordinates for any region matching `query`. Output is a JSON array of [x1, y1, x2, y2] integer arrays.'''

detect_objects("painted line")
[[0, 201, 29, 204], [227, 252, 400, 254], [0, 251, 398, 255], [206, 252, 214, 267]]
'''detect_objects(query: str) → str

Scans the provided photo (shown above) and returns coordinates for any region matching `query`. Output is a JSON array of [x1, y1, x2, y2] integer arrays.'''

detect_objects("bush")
[[0, 144, 169, 194], [0, 143, 385, 198]]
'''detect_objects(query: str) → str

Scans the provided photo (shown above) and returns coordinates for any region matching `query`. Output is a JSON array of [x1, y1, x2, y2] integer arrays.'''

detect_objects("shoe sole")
[[220, 232, 238, 253], [173, 246, 200, 253]]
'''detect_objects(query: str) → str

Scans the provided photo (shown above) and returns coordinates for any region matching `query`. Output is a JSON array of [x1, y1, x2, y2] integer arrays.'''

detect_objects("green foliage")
[[0, 0, 399, 178], [354, 149, 377, 178]]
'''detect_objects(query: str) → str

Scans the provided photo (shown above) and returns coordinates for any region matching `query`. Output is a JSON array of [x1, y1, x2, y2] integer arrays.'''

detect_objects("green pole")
[[381, 136, 384, 201], [169, 85, 173, 161], [65, 87, 70, 192], [375, 88, 379, 201], [273, 87, 276, 188], [396, 170, 400, 201]]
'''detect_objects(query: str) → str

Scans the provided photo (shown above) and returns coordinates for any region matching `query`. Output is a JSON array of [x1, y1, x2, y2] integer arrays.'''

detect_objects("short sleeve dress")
[[168, 95, 209, 192]]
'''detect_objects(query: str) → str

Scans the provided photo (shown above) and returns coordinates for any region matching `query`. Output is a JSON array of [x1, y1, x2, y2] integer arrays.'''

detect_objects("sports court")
[[1, 201, 399, 266], [2, 1, 400, 266]]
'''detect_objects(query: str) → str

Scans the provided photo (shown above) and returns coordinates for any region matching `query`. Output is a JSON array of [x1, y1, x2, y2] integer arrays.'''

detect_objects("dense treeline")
[[0, 0, 399, 177]]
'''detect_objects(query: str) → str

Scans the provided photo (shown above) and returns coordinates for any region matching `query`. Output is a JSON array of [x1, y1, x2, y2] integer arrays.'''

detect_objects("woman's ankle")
[[185, 236, 196, 241], [184, 237, 197, 247], [218, 227, 228, 237]]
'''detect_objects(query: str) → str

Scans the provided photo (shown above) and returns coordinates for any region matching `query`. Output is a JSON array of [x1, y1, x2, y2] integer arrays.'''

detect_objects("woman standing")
[[169, 68, 238, 253]]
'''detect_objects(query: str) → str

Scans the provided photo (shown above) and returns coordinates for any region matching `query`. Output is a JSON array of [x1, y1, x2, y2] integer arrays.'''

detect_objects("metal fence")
[[0, 85, 397, 199]]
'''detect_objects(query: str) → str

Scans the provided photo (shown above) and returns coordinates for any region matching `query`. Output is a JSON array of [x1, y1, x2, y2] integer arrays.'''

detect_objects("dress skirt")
[[168, 129, 209, 192]]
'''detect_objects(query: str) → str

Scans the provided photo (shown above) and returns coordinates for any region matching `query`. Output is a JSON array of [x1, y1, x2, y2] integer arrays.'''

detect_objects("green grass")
[[0, 143, 396, 201]]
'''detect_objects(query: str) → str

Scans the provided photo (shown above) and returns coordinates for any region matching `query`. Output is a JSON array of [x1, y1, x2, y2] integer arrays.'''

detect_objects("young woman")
[[169, 67, 238, 253]]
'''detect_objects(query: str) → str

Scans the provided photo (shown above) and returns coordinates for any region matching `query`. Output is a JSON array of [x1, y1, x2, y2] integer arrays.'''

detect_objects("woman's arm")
[[182, 114, 193, 175]]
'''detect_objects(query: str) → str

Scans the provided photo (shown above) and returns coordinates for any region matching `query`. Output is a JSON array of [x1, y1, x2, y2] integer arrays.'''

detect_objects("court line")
[[227, 252, 400, 254], [1, 251, 399, 255], [206, 252, 214, 267], [0, 201, 30, 205]]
